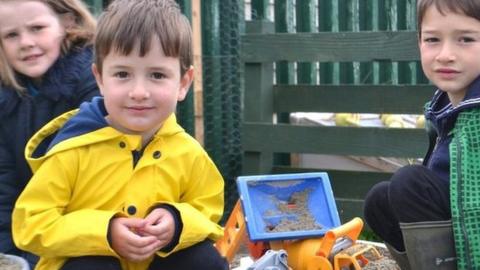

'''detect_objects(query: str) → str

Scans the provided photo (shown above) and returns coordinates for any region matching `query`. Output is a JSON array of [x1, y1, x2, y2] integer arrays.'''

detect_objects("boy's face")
[[92, 37, 193, 139], [419, 6, 480, 106]]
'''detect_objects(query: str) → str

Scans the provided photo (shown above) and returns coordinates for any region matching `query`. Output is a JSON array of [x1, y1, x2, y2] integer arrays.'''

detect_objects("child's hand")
[[110, 217, 162, 262], [141, 208, 175, 249]]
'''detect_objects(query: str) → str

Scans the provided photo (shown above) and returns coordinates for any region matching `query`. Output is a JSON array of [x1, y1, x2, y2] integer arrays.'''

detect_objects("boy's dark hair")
[[94, 0, 192, 76], [417, 0, 480, 37]]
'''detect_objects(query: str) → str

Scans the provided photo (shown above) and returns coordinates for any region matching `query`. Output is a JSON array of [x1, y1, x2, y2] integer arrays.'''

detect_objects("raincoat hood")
[[25, 96, 183, 173]]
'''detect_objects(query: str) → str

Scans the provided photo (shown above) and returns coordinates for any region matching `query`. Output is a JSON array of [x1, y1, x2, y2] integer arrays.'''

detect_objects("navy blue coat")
[[0, 46, 99, 266]]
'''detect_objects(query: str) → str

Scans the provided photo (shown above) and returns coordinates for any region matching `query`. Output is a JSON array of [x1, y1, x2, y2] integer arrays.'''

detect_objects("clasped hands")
[[110, 208, 175, 262]]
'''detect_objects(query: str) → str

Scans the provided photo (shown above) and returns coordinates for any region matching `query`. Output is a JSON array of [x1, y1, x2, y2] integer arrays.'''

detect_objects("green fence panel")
[[296, 0, 316, 84], [251, 0, 269, 20], [175, 0, 195, 136], [83, 0, 104, 15], [202, 0, 244, 221]]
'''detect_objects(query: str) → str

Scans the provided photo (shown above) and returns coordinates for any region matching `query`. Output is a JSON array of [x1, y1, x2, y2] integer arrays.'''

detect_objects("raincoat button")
[[119, 141, 126, 148], [153, 151, 161, 159], [127, 205, 137, 215]]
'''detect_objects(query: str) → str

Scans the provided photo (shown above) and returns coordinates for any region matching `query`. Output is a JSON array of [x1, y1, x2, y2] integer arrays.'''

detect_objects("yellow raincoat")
[[12, 98, 224, 270]]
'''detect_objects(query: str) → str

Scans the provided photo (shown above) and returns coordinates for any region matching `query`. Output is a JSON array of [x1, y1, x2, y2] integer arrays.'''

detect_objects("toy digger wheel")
[[307, 256, 333, 270]]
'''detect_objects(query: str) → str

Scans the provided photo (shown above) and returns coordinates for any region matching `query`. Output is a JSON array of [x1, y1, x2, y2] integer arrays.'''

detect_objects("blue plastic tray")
[[237, 172, 340, 241]]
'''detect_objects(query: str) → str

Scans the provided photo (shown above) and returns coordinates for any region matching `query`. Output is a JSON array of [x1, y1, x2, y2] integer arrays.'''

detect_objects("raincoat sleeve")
[[12, 150, 119, 258], [159, 150, 224, 255]]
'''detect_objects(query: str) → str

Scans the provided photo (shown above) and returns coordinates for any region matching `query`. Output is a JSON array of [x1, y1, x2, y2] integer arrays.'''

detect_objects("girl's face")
[[0, 1, 65, 82], [419, 6, 480, 106]]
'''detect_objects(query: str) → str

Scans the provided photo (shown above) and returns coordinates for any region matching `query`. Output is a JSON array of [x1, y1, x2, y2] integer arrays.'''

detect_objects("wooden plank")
[[243, 151, 274, 175], [244, 63, 274, 122], [250, 0, 269, 19], [191, 0, 204, 145], [273, 84, 435, 113], [243, 123, 428, 158], [242, 31, 419, 63], [336, 199, 365, 224]]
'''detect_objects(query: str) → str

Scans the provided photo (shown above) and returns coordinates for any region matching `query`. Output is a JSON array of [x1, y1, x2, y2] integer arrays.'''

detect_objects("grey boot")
[[385, 243, 411, 270], [400, 220, 457, 270]]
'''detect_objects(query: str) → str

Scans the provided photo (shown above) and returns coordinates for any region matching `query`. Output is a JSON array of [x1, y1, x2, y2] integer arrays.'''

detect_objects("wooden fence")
[[241, 20, 435, 222]]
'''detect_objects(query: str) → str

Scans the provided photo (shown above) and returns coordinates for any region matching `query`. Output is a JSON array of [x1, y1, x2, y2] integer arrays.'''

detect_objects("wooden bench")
[[241, 21, 435, 223]]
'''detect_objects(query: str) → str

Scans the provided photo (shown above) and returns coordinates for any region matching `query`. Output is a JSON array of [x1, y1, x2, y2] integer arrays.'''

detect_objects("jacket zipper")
[[455, 135, 472, 268]]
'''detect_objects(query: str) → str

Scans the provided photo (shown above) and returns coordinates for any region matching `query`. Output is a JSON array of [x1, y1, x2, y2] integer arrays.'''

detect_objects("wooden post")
[[191, 0, 204, 145]]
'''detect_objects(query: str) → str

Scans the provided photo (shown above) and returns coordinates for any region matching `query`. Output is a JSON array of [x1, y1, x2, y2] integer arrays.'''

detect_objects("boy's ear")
[[178, 66, 194, 101], [91, 64, 104, 95]]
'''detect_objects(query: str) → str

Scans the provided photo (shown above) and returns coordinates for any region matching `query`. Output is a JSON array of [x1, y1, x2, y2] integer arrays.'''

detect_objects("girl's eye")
[[31, 25, 45, 32], [4, 32, 18, 39], [151, 72, 165, 79], [114, 71, 129, 78]]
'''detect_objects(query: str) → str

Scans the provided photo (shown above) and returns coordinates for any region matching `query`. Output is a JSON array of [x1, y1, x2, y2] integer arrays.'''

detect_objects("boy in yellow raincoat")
[[12, 0, 227, 269]]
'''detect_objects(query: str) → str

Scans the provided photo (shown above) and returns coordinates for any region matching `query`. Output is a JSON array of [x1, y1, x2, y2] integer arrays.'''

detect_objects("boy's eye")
[[423, 37, 439, 43], [151, 72, 165, 80], [459, 36, 475, 43], [114, 71, 129, 78]]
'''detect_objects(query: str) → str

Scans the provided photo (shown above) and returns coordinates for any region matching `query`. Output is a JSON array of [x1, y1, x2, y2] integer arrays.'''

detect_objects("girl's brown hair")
[[0, 0, 96, 93]]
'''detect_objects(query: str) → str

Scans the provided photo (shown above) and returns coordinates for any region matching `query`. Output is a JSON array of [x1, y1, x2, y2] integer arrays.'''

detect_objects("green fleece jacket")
[[450, 108, 480, 269]]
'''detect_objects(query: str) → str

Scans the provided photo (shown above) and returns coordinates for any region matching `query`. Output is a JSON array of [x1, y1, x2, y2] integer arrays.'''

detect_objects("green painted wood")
[[359, 0, 374, 84], [242, 63, 274, 174], [242, 31, 419, 63], [318, 0, 334, 84], [329, 0, 340, 84], [244, 151, 274, 175], [243, 123, 428, 158], [296, 0, 316, 84], [338, 0, 355, 84], [240, 1, 424, 223], [273, 84, 435, 113], [242, 20, 275, 175], [83, 0, 104, 15], [176, 0, 191, 19], [274, 0, 294, 85], [335, 199, 365, 224], [251, 0, 269, 20], [377, 0, 392, 84], [273, 1, 294, 166], [175, 0, 194, 135], [218, 0, 243, 180], [202, 0, 223, 162], [246, 20, 276, 34]]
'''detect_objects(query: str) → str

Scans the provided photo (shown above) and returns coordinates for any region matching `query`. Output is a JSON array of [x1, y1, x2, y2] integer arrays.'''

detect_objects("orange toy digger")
[[215, 173, 383, 270]]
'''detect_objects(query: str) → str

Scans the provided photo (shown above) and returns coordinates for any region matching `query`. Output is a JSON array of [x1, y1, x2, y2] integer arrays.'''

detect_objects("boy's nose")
[[129, 80, 150, 100], [435, 43, 456, 62]]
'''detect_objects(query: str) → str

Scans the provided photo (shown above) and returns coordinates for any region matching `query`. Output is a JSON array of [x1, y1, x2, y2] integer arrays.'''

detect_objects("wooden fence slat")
[[243, 123, 428, 158], [242, 31, 419, 62], [273, 84, 435, 113]]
